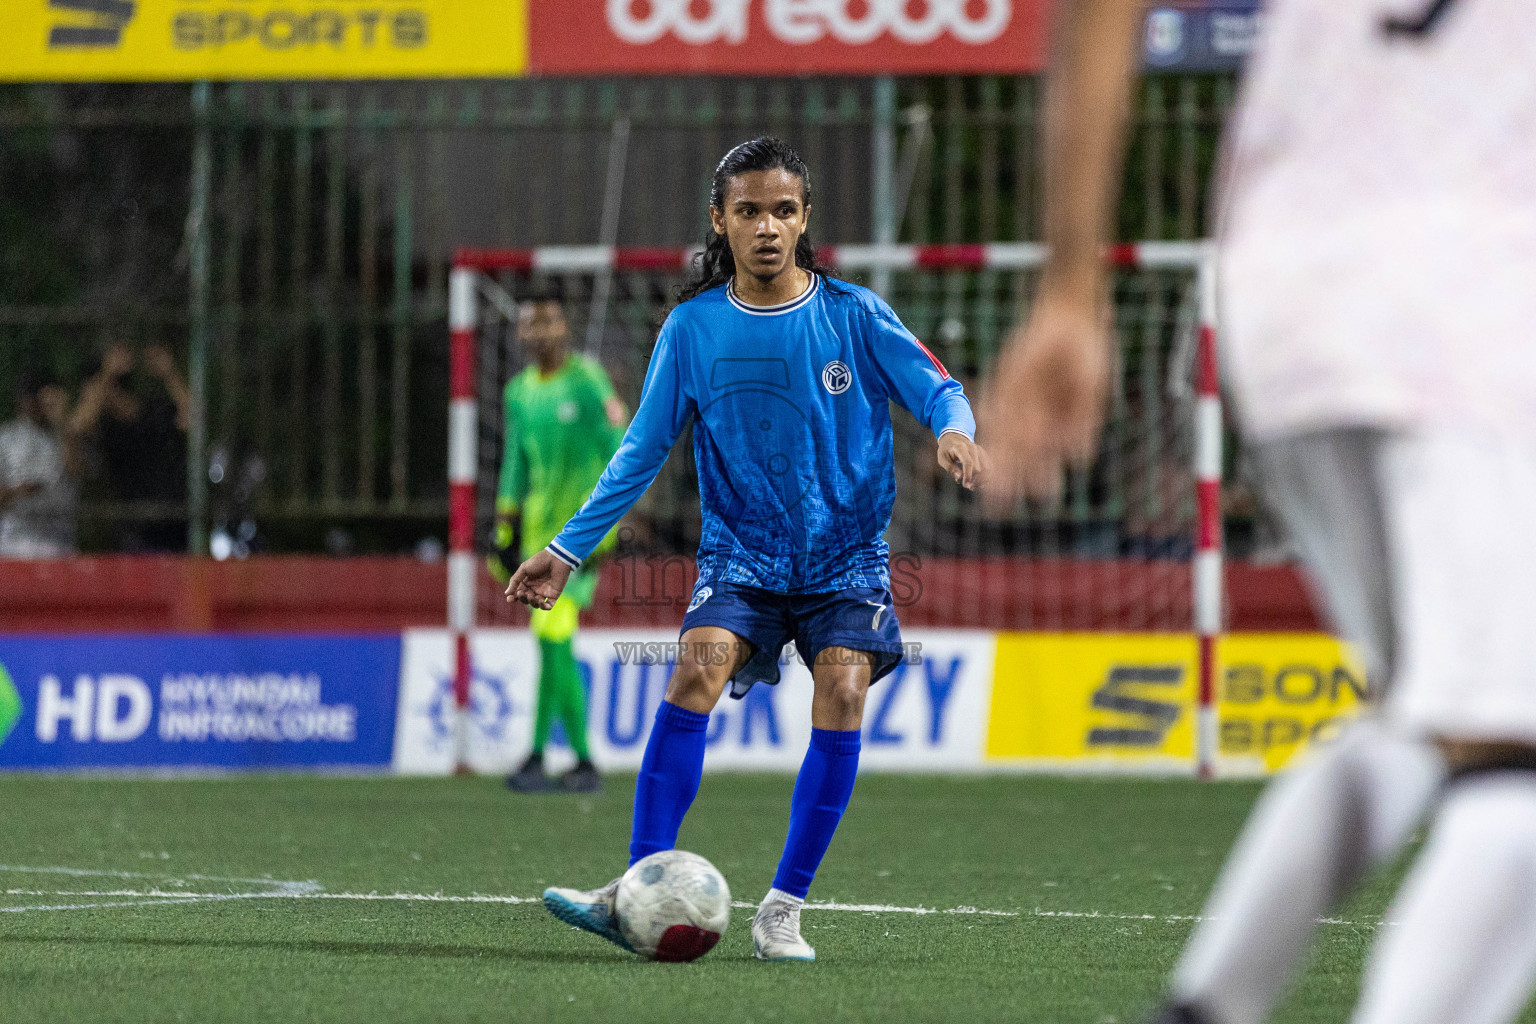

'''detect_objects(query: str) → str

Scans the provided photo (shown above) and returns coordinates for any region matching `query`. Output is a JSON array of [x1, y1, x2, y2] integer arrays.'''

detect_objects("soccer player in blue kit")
[[507, 137, 988, 962]]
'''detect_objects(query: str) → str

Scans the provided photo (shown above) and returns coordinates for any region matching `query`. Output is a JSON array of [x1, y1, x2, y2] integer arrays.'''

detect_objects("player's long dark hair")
[[676, 137, 836, 304]]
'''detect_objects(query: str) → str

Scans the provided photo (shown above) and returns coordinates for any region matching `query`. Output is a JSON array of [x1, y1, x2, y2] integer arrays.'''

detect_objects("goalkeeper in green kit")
[[489, 291, 627, 794]]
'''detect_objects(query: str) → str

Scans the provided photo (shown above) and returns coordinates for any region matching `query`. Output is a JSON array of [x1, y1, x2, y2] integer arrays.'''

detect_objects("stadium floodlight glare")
[[448, 242, 1220, 778]]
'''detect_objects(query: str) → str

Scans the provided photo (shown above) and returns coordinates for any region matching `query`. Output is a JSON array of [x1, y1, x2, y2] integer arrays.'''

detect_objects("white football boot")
[[752, 888, 816, 962], [543, 877, 632, 952]]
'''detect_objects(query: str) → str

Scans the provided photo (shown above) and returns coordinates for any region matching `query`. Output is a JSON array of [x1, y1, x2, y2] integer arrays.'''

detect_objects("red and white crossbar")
[[452, 240, 1206, 275], [448, 240, 1222, 778]]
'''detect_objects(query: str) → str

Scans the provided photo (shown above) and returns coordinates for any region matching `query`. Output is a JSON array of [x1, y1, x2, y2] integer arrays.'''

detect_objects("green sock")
[[530, 642, 560, 755], [539, 637, 590, 761]]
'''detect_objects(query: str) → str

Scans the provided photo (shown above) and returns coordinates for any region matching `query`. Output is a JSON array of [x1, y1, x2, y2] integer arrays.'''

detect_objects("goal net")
[[446, 242, 1221, 771]]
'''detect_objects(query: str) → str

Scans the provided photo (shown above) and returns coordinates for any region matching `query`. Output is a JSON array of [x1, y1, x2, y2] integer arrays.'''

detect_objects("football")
[[616, 850, 732, 962]]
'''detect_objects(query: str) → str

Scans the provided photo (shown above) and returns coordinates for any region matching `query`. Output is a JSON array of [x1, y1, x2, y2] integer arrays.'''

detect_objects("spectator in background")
[[77, 342, 191, 552], [0, 369, 83, 558]]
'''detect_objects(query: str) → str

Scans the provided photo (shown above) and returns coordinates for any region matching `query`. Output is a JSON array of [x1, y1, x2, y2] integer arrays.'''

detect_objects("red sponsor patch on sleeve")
[[913, 338, 950, 379]]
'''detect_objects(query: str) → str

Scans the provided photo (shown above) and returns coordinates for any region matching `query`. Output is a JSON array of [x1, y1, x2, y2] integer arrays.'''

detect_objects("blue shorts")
[[679, 581, 905, 687]]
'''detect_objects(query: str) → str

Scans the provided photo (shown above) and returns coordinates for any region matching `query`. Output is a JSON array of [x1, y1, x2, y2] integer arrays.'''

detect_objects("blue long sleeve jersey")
[[547, 274, 975, 593]]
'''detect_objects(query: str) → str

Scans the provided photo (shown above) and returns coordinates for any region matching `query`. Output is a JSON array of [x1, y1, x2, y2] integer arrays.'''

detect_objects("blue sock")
[[628, 700, 709, 866], [771, 727, 861, 899]]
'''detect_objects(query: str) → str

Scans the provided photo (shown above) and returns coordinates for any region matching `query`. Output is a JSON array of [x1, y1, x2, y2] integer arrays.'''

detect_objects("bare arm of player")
[[979, 0, 1145, 509], [937, 430, 989, 491], [507, 548, 573, 612]]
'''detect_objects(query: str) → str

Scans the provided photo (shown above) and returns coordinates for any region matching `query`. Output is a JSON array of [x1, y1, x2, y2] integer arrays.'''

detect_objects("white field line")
[[0, 864, 320, 914], [748, 901, 1018, 917], [3, 889, 543, 905], [0, 884, 1383, 928], [759, 903, 1375, 927], [0, 866, 1382, 926], [0, 864, 319, 889], [3, 897, 266, 913]]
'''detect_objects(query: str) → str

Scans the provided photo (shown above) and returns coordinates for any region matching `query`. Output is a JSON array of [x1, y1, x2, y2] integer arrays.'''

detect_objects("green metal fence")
[[0, 76, 1236, 554]]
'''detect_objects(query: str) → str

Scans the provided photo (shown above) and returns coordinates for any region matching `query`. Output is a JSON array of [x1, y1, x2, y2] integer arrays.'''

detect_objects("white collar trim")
[[726, 273, 819, 316]]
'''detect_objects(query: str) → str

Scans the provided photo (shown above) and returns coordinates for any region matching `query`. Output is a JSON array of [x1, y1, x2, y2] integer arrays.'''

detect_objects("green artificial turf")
[[0, 773, 1457, 1023]]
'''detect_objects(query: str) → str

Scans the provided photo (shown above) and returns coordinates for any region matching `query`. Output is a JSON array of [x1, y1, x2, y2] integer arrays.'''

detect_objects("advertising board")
[[0, 635, 401, 769], [1141, 2, 1260, 73], [985, 632, 1366, 774], [392, 628, 996, 774], [3, 0, 1256, 81], [0, 627, 1356, 775], [1, 0, 528, 81], [528, 0, 1049, 76]]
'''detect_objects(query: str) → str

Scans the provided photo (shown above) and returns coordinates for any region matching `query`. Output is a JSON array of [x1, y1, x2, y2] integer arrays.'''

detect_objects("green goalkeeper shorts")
[[530, 567, 599, 642]]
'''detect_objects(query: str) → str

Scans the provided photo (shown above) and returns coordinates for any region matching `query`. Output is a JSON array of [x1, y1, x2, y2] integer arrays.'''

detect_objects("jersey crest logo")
[[686, 586, 713, 613], [821, 360, 852, 395]]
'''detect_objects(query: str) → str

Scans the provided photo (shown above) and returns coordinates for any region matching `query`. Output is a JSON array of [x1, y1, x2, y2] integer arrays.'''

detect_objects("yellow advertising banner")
[[986, 633, 1367, 774], [1, 0, 528, 81]]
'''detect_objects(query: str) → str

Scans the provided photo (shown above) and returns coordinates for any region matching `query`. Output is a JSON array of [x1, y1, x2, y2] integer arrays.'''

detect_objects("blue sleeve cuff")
[[547, 541, 582, 570], [930, 389, 976, 441]]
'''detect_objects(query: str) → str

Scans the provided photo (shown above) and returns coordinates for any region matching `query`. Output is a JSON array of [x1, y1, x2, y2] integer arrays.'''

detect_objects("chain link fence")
[[0, 75, 1236, 553]]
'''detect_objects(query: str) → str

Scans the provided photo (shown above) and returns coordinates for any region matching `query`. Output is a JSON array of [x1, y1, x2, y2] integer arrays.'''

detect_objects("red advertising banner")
[[530, 0, 1051, 76]]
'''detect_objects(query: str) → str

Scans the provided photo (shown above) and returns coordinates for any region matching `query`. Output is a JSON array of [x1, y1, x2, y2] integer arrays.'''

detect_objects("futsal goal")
[[446, 242, 1221, 775]]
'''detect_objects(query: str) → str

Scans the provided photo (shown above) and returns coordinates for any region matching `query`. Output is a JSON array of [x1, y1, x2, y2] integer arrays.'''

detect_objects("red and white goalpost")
[[1192, 248, 1221, 780], [448, 242, 1222, 777], [447, 267, 479, 775]]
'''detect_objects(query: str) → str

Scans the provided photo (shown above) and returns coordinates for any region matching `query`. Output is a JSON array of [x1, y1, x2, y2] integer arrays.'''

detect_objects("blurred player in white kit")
[[980, 3, 1536, 1024]]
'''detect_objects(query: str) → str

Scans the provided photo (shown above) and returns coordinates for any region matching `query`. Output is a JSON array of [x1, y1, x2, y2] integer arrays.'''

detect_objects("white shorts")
[[1257, 428, 1536, 743]]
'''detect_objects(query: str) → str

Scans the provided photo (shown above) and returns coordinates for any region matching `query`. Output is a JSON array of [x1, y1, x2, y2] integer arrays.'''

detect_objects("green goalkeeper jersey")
[[497, 354, 626, 560]]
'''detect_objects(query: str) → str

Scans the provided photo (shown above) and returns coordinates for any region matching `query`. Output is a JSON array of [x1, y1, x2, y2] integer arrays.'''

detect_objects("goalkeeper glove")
[[486, 515, 521, 587]]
